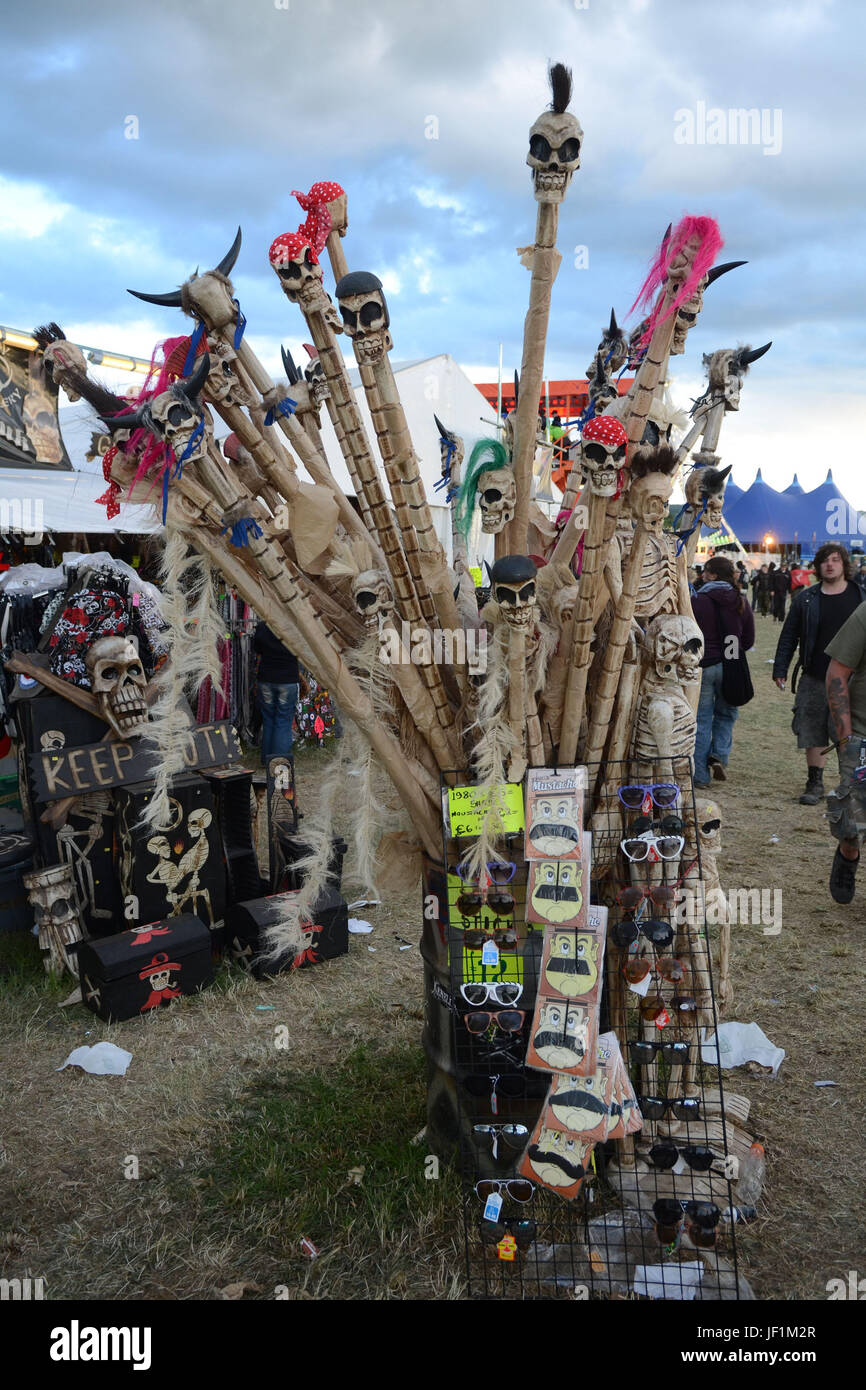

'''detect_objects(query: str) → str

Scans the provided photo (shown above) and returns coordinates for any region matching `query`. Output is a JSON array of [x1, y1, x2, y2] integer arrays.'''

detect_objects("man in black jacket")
[[772, 543, 862, 803]]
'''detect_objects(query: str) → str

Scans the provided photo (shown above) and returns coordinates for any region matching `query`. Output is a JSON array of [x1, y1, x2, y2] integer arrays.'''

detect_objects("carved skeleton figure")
[[42, 338, 88, 402], [85, 635, 149, 739], [56, 793, 114, 923], [23, 862, 84, 976], [632, 614, 704, 765], [335, 270, 393, 365], [526, 63, 583, 204]]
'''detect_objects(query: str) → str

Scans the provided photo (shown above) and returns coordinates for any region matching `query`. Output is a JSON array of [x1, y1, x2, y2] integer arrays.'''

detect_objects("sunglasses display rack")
[[439, 760, 746, 1301]]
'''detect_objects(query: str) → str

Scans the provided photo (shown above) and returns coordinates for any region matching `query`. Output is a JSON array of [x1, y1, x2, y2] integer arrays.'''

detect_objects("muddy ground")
[[1, 615, 863, 1301]]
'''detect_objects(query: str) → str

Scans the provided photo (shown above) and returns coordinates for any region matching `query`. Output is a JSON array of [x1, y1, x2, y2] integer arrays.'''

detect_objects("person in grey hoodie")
[[691, 555, 756, 786]]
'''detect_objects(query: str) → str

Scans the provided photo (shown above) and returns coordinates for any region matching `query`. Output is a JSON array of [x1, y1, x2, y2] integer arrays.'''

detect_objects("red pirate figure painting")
[[290, 922, 324, 971], [139, 952, 182, 1011], [130, 922, 172, 947]]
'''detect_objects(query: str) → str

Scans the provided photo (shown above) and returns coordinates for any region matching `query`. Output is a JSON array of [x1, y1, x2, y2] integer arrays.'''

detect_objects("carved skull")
[[305, 359, 329, 410], [146, 384, 212, 464], [85, 635, 148, 738], [351, 569, 394, 632], [477, 466, 517, 534], [671, 279, 706, 356], [685, 464, 731, 532], [579, 416, 628, 497], [23, 863, 82, 976], [335, 271, 392, 365], [527, 110, 583, 203], [490, 555, 538, 632], [42, 339, 88, 401], [269, 234, 325, 308], [647, 614, 704, 684], [628, 470, 674, 534], [203, 339, 253, 409]]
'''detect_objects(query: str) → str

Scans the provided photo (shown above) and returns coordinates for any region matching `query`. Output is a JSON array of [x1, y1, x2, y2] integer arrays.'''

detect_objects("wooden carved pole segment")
[[556, 494, 607, 764], [583, 526, 652, 772], [357, 363, 437, 626], [173, 510, 442, 858], [508, 201, 560, 553]]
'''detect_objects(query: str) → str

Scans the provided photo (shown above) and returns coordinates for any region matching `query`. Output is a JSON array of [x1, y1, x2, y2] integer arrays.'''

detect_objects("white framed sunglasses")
[[460, 981, 523, 1007], [621, 832, 685, 862]]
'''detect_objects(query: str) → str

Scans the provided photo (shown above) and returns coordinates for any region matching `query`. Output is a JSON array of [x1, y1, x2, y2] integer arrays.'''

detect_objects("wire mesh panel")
[[438, 759, 742, 1301]]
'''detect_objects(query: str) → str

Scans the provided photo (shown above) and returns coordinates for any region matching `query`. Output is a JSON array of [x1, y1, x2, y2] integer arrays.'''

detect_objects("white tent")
[[2, 354, 499, 545]]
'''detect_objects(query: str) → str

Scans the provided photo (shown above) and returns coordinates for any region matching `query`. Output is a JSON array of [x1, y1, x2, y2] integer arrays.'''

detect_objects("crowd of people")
[[688, 542, 866, 905]]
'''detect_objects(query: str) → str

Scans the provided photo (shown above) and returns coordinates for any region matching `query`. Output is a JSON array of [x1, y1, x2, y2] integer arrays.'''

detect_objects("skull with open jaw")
[[85, 635, 149, 738]]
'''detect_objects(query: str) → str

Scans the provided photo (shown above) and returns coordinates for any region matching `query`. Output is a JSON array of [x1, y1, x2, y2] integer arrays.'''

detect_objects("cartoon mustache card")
[[524, 767, 586, 862]]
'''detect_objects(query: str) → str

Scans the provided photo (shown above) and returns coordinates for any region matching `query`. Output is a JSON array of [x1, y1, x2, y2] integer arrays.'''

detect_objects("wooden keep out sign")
[[30, 721, 242, 803]]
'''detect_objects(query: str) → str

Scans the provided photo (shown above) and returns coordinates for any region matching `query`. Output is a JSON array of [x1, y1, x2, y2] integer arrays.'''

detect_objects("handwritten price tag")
[[447, 783, 525, 839]]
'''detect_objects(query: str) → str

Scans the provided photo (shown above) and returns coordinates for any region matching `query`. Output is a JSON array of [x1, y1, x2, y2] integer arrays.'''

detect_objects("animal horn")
[[739, 340, 772, 365], [705, 259, 748, 286], [101, 405, 147, 431], [662, 223, 672, 244], [433, 414, 449, 438], [216, 226, 243, 277], [607, 307, 619, 336], [127, 286, 184, 307], [182, 350, 211, 401], [716, 463, 733, 481], [281, 346, 299, 383], [513, 370, 519, 406]]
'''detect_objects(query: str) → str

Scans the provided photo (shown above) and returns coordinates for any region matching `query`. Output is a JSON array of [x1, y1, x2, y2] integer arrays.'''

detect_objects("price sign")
[[447, 783, 525, 839]]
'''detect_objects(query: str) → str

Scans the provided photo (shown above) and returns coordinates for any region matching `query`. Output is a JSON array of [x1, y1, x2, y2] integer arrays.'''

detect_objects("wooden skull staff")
[[507, 62, 582, 553]]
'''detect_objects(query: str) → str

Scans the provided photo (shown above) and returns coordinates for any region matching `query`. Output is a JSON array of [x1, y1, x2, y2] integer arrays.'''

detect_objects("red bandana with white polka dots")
[[269, 230, 316, 268], [291, 180, 344, 256], [582, 415, 628, 448]]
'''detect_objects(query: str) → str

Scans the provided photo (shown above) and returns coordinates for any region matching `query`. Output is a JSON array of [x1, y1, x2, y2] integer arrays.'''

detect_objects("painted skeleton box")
[[225, 886, 348, 979], [115, 774, 227, 940], [77, 914, 213, 1022]]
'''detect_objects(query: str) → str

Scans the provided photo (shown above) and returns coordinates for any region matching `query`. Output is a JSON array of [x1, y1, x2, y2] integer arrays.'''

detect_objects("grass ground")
[[1, 615, 863, 1300]]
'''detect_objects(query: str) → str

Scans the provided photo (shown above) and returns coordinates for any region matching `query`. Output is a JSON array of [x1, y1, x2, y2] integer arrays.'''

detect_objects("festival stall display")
[[18, 63, 770, 1298]]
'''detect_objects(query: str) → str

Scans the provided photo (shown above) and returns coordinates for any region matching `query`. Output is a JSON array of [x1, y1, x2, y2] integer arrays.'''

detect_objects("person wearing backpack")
[[691, 555, 756, 787]]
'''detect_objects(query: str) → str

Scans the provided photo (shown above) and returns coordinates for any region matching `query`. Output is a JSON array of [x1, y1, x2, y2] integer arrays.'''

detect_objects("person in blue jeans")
[[253, 621, 300, 762], [691, 556, 755, 787]]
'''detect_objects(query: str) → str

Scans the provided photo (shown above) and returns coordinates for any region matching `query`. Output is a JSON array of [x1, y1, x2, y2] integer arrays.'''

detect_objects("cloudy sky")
[[1, 0, 864, 505]]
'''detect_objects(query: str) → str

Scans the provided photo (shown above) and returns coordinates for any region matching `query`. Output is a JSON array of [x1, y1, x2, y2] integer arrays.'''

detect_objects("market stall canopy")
[[723, 468, 863, 548]]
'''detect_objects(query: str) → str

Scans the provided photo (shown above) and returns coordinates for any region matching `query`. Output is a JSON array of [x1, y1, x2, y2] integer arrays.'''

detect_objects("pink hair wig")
[[629, 215, 724, 352]]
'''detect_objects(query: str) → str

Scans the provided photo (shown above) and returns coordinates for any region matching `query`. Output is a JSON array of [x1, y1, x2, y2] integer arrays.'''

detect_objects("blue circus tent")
[[723, 468, 864, 552]]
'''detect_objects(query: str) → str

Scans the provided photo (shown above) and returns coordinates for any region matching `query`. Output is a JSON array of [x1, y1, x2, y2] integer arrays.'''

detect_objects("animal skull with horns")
[[102, 351, 212, 466]]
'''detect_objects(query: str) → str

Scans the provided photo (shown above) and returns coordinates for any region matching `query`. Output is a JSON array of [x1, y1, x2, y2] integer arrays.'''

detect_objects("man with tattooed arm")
[[825, 602, 866, 902]]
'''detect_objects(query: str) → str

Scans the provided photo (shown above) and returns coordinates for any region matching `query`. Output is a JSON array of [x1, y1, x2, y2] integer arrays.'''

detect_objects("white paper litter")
[[633, 1263, 703, 1300], [347, 899, 381, 911], [58, 1042, 132, 1076], [348, 918, 373, 934], [701, 1022, 785, 1077], [627, 973, 652, 997]]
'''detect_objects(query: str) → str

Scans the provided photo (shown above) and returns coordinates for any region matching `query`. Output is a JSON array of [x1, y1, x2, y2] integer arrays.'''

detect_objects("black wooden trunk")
[[76, 913, 214, 1022], [225, 886, 348, 979]]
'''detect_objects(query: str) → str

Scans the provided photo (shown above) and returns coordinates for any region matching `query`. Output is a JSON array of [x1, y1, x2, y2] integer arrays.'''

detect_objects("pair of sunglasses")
[[621, 833, 685, 863], [638, 1095, 701, 1121], [456, 891, 515, 916], [654, 1198, 720, 1226], [472, 1124, 528, 1158], [648, 1143, 719, 1172], [460, 982, 522, 1007], [618, 783, 679, 810], [611, 917, 674, 949], [640, 994, 699, 1023], [475, 1179, 534, 1204], [616, 884, 678, 911], [622, 955, 686, 985], [455, 860, 517, 885], [465, 1009, 525, 1036], [630, 1039, 690, 1065], [462, 927, 518, 949], [479, 1218, 537, 1252]]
